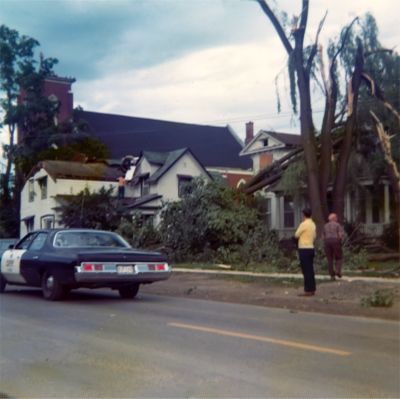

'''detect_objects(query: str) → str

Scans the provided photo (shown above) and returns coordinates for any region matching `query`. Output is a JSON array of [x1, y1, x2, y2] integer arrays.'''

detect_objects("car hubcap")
[[46, 276, 54, 290]]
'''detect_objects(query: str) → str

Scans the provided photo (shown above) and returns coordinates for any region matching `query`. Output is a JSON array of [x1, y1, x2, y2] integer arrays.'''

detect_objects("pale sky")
[[0, 0, 398, 163]]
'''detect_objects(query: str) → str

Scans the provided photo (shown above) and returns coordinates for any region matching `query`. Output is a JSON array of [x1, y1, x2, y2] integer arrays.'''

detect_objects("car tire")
[[118, 284, 139, 299], [0, 274, 6, 293], [41, 272, 66, 301]]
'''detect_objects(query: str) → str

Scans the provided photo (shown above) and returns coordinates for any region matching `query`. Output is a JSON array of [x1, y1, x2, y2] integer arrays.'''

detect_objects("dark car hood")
[[76, 248, 166, 263]]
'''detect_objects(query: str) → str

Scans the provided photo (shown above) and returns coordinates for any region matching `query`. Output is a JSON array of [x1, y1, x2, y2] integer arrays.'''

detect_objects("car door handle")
[[33, 256, 39, 259]]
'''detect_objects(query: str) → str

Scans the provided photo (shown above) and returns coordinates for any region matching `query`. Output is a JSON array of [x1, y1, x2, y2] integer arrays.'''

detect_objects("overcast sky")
[[0, 0, 399, 154]]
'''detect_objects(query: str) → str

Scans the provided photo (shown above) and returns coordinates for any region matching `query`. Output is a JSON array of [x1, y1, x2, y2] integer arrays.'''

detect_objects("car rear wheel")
[[0, 274, 6, 293], [42, 272, 66, 301], [118, 284, 139, 299]]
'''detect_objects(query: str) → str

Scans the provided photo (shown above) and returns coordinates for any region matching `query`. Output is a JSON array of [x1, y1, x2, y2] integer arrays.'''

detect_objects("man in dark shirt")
[[323, 213, 344, 280]]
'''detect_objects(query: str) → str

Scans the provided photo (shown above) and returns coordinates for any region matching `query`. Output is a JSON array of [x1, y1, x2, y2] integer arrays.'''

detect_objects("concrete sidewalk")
[[173, 268, 400, 284]]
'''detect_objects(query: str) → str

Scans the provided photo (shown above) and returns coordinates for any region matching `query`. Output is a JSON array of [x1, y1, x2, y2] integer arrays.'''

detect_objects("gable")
[[241, 130, 301, 157], [75, 110, 251, 170]]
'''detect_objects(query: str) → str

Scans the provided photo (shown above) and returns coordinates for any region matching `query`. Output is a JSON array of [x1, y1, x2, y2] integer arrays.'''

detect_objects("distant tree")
[[0, 25, 109, 236]]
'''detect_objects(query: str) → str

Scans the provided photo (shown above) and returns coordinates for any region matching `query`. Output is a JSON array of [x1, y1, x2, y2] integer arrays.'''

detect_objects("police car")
[[0, 229, 171, 301]]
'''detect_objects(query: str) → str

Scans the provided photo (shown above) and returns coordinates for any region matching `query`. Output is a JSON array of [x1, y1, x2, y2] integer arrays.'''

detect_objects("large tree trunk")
[[332, 39, 364, 222]]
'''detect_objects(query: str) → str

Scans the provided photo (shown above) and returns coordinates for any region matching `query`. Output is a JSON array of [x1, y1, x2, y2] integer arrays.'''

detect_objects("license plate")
[[117, 265, 134, 274]]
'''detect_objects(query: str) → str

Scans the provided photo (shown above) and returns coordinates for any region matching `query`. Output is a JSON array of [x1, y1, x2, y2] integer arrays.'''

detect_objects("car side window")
[[29, 232, 48, 251], [15, 233, 37, 250]]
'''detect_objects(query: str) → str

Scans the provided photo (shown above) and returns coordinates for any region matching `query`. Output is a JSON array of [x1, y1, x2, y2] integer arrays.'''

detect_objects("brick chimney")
[[18, 75, 75, 144], [245, 121, 254, 145]]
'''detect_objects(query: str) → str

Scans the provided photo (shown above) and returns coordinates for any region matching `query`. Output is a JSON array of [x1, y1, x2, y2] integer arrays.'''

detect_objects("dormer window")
[[262, 138, 269, 147], [141, 179, 150, 196], [38, 176, 48, 199], [28, 179, 35, 202]]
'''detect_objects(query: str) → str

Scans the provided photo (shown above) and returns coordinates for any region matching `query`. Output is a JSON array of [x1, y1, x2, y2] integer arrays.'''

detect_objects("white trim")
[[206, 167, 253, 175], [240, 130, 286, 156]]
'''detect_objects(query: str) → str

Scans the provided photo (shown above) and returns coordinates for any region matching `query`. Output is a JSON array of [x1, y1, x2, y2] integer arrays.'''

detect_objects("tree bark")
[[332, 39, 364, 222]]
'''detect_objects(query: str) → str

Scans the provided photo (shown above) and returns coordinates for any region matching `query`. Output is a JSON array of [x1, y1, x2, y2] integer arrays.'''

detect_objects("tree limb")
[[306, 11, 328, 73], [361, 72, 400, 123], [255, 0, 293, 55]]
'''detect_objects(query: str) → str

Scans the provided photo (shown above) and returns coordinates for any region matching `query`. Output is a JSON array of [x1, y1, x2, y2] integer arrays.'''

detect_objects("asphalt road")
[[0, 286, 399, 398]]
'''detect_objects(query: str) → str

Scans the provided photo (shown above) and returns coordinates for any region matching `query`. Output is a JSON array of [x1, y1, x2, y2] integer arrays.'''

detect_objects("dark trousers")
[[118, 186, 125, 199], [324, 239, 343, 276], [298, 248, 316, 293]]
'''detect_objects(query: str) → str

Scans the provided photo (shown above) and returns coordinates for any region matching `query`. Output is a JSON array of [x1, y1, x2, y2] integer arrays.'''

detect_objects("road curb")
[[172, 268, 400, 284]]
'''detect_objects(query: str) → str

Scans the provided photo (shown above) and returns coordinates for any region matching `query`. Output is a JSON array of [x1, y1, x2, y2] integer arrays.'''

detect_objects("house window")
[[283, 196, 295, 228], [266, 198, 272, 228], [371, 186, 382, 224], [178, 175, 193, 197], [24, 216, 35, 233], [141, 179, 150, 196], [38, 176, 48, 199], [262, 138, 269, 147], [28, 179, 35, 202], [40, 215, 55, 229]]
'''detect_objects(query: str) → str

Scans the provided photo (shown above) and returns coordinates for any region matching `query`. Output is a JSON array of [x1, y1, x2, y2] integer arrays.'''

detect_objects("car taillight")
[[156, 264, 166, 271], [82, 263, 104, 272]]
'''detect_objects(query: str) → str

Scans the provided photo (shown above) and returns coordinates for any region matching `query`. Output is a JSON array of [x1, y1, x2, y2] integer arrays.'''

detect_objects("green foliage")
[[0, 198, 18, 238], [361, 289, 394, 307], [158, 179, 275, 264], [277, 158, 307, 196], [58, 186, 125, 230], [117, 213, 160, 249]]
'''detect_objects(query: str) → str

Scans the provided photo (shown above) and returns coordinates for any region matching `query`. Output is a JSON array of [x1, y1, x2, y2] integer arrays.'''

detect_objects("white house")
[[19, 149, 213, 236], [20, 160, 120, 236], [240, 126, 303, 233], [240, 128, 301, 174], [124, 148, 213, 224]]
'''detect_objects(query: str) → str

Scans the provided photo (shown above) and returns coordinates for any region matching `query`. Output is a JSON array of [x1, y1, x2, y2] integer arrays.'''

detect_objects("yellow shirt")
[[295, 218, 316, 249]]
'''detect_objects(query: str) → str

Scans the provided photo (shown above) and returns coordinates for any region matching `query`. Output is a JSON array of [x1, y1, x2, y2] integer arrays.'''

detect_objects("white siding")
[[20, 168, 118, 237], [156, 152, 211, 202]]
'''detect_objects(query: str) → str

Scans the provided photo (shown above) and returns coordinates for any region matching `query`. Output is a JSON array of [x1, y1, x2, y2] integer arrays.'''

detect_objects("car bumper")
[[74, 271, 171, 284]]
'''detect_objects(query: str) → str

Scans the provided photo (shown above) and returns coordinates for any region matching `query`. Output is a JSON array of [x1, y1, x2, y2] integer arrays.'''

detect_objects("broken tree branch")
[[256, 0, 293, 55]]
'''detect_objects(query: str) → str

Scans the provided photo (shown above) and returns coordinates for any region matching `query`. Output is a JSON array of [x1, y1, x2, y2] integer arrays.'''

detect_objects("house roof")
[[28, 160, 121, 182], [265, 131, 302, 146], [138, 148, 211, 183], [75, 110, 251, 169], [240, 130, 301, 156]]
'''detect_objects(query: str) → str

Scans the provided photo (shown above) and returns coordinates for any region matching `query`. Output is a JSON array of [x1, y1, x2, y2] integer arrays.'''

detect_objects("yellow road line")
[[168, 322, 351, 356]]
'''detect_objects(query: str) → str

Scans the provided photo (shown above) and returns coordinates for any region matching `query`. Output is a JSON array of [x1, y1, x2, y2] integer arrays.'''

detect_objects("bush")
[[361, 289, 394, 307], [117, 213, 160, 249], [158, 179, 276, 264]]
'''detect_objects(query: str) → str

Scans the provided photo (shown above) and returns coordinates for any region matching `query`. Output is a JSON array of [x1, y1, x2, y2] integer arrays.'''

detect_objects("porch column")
[[384, 183, 390, 223], [345, 192, 351, 222]]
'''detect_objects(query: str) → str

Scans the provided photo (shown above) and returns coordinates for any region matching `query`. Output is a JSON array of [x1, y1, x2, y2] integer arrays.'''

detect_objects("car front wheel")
[[118, 284, 139, 299], [42, 272, 66, 301], [0, 274, 6, 293]]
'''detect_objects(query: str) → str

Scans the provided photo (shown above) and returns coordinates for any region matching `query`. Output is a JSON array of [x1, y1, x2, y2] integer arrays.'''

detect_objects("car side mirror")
[[8, 244, 14, 249]]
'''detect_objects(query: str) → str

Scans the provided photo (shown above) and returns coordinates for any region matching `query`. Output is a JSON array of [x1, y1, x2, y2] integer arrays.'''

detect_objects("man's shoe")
[[298, 292, 315, 297], [330, 275, 336, 281], [336, 273, 342, 278]]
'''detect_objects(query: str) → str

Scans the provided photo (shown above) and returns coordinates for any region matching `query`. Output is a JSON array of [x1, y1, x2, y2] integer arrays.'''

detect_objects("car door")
[[20, 232, 49, 286], [1, 233, 37, 284]]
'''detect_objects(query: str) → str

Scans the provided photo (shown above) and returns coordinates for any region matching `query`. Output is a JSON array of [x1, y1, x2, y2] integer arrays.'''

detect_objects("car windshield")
[[53, 231, 130, 248]]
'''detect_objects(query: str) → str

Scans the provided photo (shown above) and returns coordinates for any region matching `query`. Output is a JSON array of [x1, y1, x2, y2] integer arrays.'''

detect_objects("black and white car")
[[0, 229, 171, 301]]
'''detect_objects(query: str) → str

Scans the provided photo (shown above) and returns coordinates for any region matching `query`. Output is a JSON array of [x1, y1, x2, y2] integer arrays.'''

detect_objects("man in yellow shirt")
[[294, 208, 317, 296]]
